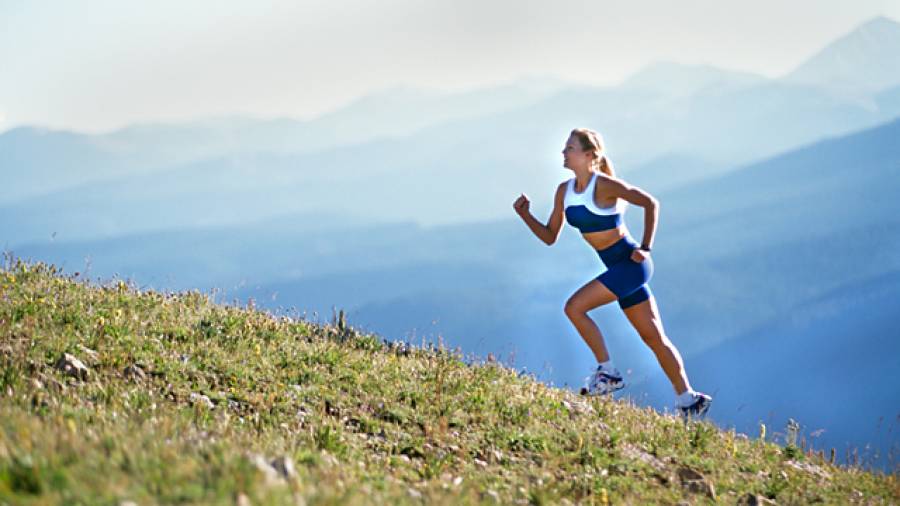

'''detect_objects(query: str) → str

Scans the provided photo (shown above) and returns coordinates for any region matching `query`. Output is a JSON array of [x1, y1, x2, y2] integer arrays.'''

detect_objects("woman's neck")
[[573, 169, 595, 192], [574, 169, 595, 182]]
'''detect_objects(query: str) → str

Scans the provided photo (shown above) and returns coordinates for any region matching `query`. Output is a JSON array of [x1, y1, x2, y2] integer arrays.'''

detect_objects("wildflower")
[[727, 430, 737, 457]]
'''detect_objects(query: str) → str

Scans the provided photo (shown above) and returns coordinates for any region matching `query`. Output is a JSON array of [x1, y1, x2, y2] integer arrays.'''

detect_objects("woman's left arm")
[[601, 178, 659, 260]]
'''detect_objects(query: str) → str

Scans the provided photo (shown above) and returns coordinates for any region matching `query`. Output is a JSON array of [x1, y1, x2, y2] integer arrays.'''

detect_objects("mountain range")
[[4, 17, 900, 246]]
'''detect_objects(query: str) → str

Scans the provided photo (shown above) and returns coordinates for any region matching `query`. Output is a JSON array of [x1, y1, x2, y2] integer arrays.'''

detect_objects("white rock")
[[787, 460, 831, 481], [77, 345, 99, 363], [249, 453, 284, 487], [123, 364, 147, 381], [54, 353, 89, 381], [189, 392, 215, 409], [270, 456, 297, 481]]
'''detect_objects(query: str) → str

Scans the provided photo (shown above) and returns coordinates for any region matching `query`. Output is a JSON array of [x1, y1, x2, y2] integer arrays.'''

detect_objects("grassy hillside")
[[0, 259, 896, 505]]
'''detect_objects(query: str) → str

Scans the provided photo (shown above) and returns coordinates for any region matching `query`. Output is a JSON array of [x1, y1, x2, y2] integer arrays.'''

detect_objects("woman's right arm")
[[514, 183, 566, 246]]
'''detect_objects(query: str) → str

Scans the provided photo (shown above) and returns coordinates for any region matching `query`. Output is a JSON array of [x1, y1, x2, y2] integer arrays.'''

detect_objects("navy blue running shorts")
[[595, 236, 654, 309]]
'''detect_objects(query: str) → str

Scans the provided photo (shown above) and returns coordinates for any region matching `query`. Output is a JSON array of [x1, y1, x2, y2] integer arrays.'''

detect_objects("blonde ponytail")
[[597, 154, 615, 178]]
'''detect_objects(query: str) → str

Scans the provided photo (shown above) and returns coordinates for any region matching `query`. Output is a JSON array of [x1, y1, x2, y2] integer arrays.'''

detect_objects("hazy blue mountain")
[[1, 118, 321, 205], [6, 18, 900, 232], [101, 116, 300, 163], [9, 218, 427, 289], [666, 79, 896, 162], [686, 271, 900, 469], [625, 153, 727, 194], [1, 81, 564, 205], [783, 16, 900, 94], [622, 62, 766, 98], [0, 126, 176, 204], [7, 76, 898, 248], [875, 84, 900, 112], [104, 80, 569, 157], [302, 78, 568, 142], [641, 118, 900, 351], [359, 41, 900, 170], [0, 127, 563, 245], [0, 121, 285, 205]]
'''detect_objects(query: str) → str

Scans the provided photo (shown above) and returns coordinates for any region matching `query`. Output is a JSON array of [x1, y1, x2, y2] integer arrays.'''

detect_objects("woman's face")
[[562, 134, 592, 171]]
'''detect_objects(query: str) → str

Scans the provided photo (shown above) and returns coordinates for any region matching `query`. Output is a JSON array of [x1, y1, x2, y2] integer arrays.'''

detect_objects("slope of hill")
[[0, 260, 896, 504]]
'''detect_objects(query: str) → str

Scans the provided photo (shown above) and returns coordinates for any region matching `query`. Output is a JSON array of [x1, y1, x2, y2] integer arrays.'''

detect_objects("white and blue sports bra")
[[563, 172, 625, 233]]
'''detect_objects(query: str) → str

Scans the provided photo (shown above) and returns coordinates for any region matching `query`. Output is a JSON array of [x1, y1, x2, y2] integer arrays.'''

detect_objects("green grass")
[[1, 258, 897, 505]]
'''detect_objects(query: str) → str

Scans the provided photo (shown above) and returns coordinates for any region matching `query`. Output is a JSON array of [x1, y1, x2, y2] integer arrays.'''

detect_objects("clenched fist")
[[513, 193, 530, 216]]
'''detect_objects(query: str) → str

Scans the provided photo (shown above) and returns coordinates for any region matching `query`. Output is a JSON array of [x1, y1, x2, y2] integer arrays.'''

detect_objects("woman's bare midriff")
[[581, 227, 627, 251]]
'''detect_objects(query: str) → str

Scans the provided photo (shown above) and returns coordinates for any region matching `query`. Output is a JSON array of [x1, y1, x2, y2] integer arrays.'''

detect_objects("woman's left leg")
[[622, 295, 692, 395]]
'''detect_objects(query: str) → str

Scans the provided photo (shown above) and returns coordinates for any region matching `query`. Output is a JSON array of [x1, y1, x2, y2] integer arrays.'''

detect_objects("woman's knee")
[[564, 297, 585, 318]]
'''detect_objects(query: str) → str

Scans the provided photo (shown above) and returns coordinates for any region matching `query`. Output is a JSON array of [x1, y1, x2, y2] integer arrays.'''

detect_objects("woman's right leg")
[[622, 295, 691, 394], [564, 279, 618, 362]]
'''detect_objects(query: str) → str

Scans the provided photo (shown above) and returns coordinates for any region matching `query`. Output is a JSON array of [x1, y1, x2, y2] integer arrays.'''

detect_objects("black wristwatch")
[[640, 245, 652, 252]]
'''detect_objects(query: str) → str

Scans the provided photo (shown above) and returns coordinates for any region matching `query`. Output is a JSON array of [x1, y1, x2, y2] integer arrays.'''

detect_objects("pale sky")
[[2, 0, 899, 133]]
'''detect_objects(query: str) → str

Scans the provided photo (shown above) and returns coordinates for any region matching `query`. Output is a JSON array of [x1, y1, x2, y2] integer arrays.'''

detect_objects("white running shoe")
[[676, 392, 712, 419], [582, 365, 625, 396]]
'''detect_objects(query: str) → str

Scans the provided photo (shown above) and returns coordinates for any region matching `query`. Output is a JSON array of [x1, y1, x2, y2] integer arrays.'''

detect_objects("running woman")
[[513, 128, 712, 418]]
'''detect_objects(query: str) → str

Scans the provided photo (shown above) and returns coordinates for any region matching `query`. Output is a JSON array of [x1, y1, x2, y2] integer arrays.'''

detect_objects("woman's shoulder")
[[593, 172, 628, 190], [592, 172, 631, 207], [593, 171, 620, 183]]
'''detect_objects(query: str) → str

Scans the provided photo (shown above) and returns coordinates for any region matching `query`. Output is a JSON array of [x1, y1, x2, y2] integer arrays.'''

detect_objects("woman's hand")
[[631, 248, 650, 263], [513, 193, 530, 217]]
